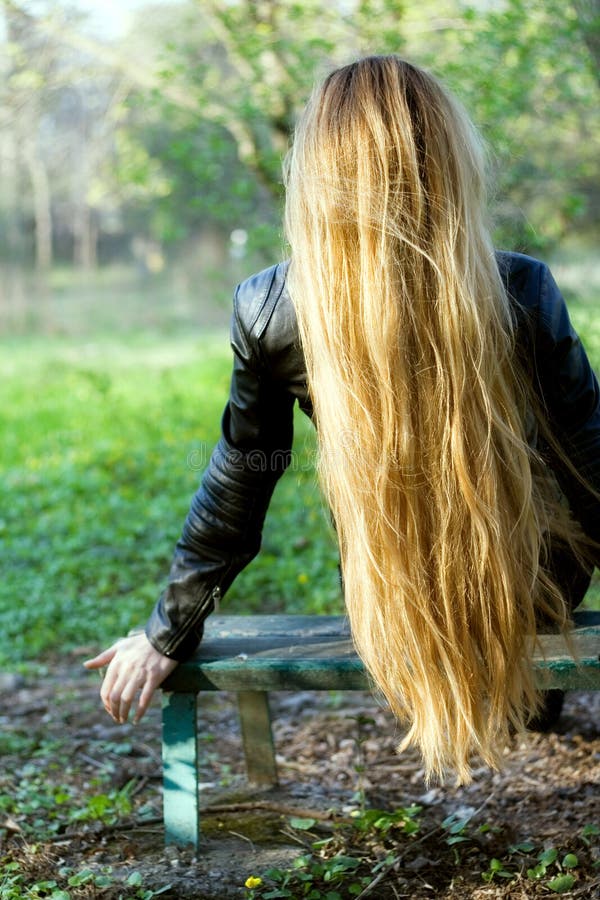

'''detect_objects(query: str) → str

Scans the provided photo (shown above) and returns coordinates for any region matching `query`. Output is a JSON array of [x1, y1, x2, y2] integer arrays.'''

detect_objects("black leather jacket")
[[145, 252, 600, 659]]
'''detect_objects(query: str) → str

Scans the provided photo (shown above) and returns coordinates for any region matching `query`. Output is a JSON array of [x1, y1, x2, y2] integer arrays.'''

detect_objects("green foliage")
[[547, 873, 576, 893], [1, 1, 598, 270], [581, 823, 600, 845], [249, 851, 367, 898], [0, 728, 171, 896], [115, 0, 599, 255], [441, 811, 474, 848], [0, 335, 223, 662], [350, 805, 422, 837], [520, 843, 583, 890], [67, 781, 134, 826], [0, 858, 171, 900], [246, 812, 599, 898], [0, 761, 136, 838], [416, 0, 600, 253], [481, 857, 513, 882]]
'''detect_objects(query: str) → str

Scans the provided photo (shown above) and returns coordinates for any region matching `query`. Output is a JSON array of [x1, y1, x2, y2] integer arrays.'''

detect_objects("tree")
[[415, 0, 600, 249], [0, 0, 144, 269], [116, 0, 408, 254], [1, 1, 57, 268]]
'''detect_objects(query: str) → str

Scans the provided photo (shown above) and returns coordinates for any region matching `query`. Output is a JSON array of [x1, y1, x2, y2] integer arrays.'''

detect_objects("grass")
[[0, 329, 340, 667], [0, 259, 598, 667]]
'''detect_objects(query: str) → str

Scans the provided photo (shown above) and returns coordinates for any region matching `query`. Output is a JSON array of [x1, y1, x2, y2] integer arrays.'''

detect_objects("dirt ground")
[[1, 655, 599, 899]]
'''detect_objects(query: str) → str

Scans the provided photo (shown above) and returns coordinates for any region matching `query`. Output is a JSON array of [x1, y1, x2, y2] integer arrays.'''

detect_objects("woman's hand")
[[84, 632, 178, 724]]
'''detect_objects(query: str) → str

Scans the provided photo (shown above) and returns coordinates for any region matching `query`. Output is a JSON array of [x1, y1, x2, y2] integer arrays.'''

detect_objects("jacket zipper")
[[210, 585, 221, 613]]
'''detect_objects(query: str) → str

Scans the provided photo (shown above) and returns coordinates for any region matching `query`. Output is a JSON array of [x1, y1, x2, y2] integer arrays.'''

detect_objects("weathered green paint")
[[533, 628, 600, 689], [238, 691, 278, 787], [166, 658, 367, 692], [162, 691, 199, 849], [162, 612, 600, 693], [160, 610, 600, 847]]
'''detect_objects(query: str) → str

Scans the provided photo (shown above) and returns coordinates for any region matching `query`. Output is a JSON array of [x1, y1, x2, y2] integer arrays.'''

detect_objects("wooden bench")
[[159, 610, 600, 849]]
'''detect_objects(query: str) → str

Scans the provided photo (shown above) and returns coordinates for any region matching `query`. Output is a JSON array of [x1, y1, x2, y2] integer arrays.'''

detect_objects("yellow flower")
[[244, 876, 262, 889], [297, 573, 309, 584]]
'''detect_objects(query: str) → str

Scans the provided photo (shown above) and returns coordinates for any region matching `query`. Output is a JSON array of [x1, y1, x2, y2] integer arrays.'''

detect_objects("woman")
[[86, 56, 600, 783]]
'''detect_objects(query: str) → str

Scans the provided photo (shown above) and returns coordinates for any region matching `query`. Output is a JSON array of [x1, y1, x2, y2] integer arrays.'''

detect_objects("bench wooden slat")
[[162, 611, 600, 693]]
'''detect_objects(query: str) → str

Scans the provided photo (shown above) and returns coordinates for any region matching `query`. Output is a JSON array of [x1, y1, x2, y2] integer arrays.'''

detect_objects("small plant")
[[546, 873, 576, 894], [527, 846, 559, 880], [350, 805, 421, 837], [441, 811, 476, 865], [481, 857, 513, 883], [67, 780, 135, 825], [580, 823, 600, 847]]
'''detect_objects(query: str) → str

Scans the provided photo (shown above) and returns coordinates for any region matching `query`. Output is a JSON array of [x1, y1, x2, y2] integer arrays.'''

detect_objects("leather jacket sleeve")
[[144, 272, 295, 660], [531, 263, 600, 557]]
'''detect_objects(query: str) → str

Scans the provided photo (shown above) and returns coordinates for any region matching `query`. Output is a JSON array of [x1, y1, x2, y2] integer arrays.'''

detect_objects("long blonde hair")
[[284, 56, 585, 782]]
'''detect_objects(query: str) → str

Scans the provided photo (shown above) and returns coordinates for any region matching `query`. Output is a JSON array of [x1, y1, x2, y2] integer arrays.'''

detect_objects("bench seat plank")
[[162, 611, 600, 693]]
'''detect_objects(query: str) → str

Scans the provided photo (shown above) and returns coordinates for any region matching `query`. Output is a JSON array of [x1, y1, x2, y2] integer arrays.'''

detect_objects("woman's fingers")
[[135, 653, 178, 722], [134, 678, 157, 724], [100, 656, 122, 721], [115, 670, 146, 724]]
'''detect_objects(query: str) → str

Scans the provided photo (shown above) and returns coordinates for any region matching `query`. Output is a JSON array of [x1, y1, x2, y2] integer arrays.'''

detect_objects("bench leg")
[[237, 690, 279, 787], [162, 691, 199, 849]]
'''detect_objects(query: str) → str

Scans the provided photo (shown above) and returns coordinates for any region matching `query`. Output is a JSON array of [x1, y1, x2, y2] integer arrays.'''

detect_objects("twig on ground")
[[201, 800, 350, 823], [572, 877, 600, 897], [227, 830, 254, 847], [131, 776, 150, 797], [45, 817, 163, 843], [278, 827, 314, 847], [277, 759, 323, 774], [354, 823, 442, 899], [78, 753, 114, 771]]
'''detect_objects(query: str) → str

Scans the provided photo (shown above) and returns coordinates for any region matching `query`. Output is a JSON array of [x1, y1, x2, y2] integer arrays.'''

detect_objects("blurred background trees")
[[0, 0, 598, 326]]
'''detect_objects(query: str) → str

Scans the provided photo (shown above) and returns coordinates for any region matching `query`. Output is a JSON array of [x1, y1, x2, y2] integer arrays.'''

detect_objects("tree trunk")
[[23, 139, 53, 271], [74, 201, 98, 270]]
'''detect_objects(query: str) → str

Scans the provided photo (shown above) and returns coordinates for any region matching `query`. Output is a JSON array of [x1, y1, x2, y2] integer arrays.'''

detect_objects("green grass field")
[[1, 261, 598, 668], [0, 330, 341, 668]]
